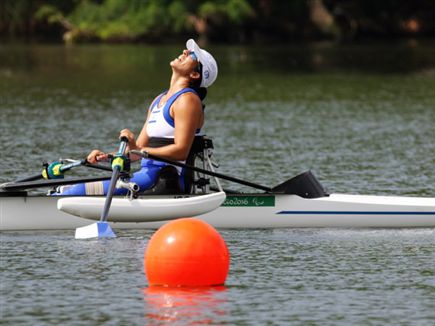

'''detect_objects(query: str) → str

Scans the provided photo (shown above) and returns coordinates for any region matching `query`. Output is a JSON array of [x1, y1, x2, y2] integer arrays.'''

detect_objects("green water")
[[0, 42, 435, 324]]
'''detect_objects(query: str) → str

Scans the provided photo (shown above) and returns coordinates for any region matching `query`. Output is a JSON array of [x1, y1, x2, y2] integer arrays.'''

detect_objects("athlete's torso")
[[146, 88, 203, 139], [143, 88, 203, 172]]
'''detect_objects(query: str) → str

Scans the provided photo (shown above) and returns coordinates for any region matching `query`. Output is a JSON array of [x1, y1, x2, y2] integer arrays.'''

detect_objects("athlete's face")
[[170, 49, 199, 75]]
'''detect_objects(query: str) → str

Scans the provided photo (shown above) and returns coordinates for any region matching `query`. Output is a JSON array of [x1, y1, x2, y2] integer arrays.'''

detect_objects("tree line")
[[1, 0, 434, 43]]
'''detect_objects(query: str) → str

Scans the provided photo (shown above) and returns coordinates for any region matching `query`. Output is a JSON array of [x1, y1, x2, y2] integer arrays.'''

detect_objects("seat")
[[141, 136, 214, 195]]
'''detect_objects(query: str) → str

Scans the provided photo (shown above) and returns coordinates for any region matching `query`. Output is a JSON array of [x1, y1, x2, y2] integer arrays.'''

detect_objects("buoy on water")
[[144, 218, 230, 287]]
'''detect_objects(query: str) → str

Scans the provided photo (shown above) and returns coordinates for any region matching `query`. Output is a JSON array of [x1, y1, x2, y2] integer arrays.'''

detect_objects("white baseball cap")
[[186, 39, 218, 88]]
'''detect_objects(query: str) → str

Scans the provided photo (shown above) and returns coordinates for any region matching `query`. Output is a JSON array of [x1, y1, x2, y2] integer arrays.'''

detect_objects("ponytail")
[[191, 86, 207, 101]]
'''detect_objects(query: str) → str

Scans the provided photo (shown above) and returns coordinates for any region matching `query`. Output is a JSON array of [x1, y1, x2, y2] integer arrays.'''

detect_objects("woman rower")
[[53, 39, 218, 196]]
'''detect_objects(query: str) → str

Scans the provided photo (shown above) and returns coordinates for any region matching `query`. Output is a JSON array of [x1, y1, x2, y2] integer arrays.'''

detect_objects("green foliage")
[[198, 1, 223, 18], [68, 1, 101, 32], [168, 1, 189, 33], [226, 0, 253, 25], [1, 0, 435, 42], [64, 0, 170, 41], [34, 5, 58, 22]]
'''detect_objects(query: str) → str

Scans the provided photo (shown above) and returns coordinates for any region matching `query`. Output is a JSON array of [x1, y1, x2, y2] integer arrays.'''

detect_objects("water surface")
[[1, 42, 435, 324]]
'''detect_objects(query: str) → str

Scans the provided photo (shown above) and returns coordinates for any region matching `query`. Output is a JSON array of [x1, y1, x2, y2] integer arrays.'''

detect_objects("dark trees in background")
[[1, 0, 434, 43]]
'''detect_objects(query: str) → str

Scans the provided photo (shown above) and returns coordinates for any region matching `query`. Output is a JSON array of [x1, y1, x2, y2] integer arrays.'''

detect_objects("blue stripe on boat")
[[277, 211, 435, 215]]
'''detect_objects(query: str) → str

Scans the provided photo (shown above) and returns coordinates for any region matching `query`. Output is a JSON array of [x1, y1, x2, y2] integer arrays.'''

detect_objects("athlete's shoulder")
[[175, 90, 202, 110]]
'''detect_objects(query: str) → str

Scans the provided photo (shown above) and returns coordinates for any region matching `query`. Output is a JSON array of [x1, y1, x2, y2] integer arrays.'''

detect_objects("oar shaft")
[[83, 162, 113, 172], [13, 160, 113, 184], [100, 137, 129, 222], [99, 169, 120, 222], [131, 150, 272, 192], [14, 174, 44, 183], [15, 162, 81, 183], [62, 159, 114, 173], [59, 160, 83, 172], [1, 176, 114, 191]]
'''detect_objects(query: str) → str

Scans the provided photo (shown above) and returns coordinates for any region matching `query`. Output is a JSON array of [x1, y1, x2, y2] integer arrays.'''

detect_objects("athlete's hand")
[[119, 129, 138, 150], [87, 150, 109, 164]]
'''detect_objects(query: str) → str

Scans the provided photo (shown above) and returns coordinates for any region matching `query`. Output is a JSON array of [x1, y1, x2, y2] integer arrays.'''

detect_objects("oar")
[[0, 175, 117, 191], [75, 137, 129, 239], [13, 162, 80, 183], [14, 159, 113, 183], [14, 172, 47, 183], [130, 150, 327, 196], [130, 150, 272, 192], [63, 159, 114, 173]]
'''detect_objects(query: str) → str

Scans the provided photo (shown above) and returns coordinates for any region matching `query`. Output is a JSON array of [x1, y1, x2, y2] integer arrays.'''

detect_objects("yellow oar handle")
[[111, 156, 129, 172], [42, 162, 64, 179]]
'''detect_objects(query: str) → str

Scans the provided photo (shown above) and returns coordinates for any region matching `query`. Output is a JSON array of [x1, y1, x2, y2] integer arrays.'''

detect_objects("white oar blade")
[[75, 222, 116, 239]]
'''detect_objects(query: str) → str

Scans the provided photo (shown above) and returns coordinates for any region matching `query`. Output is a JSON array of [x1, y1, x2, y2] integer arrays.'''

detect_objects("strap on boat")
[[147, 136, 214, 153]]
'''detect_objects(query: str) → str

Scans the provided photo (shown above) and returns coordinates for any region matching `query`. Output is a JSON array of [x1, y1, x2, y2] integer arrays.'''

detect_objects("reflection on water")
[[1, 229, 434, 324], [143, 286, 228, 324]]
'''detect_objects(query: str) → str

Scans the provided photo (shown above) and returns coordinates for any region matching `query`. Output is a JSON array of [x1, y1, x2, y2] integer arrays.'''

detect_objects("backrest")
[[184, 136, 214, 194]]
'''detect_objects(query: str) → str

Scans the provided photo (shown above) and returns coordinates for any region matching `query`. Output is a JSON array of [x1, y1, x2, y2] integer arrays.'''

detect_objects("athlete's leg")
[[52, 165, 163, 196], [130, 165, 162, 192]]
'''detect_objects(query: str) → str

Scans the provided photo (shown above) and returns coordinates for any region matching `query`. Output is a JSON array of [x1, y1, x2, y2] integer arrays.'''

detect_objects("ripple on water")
[[1, 44, 435, 324]]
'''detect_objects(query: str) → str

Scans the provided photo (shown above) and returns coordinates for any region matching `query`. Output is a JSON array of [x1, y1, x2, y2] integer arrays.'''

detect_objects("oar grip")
[[118, 136, 129, 156]]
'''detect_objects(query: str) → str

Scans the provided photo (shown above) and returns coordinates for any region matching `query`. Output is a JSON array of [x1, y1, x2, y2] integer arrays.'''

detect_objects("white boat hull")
[[1, 193, 434, 230]]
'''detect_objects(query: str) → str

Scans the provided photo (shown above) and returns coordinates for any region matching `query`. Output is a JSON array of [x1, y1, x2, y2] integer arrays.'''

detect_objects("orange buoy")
[[144, 218, 230, 287]]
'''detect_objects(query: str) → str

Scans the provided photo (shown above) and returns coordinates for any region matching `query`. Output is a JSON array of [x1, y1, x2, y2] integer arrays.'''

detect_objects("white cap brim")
[[186, 39, 218, 88], [186, 39, 205, 64]]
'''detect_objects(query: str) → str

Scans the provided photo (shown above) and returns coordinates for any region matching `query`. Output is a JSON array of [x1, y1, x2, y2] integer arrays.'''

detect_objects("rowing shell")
[[1, 192, 434, 230]]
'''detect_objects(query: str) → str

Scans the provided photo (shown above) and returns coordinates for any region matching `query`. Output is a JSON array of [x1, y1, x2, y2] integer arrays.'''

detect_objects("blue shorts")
[[52, 159, 184, 196]]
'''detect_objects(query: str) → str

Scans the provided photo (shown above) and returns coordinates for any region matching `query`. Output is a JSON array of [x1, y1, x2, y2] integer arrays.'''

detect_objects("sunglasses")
[[189, 51, 198, 62], [189, 51, 202, 74]]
